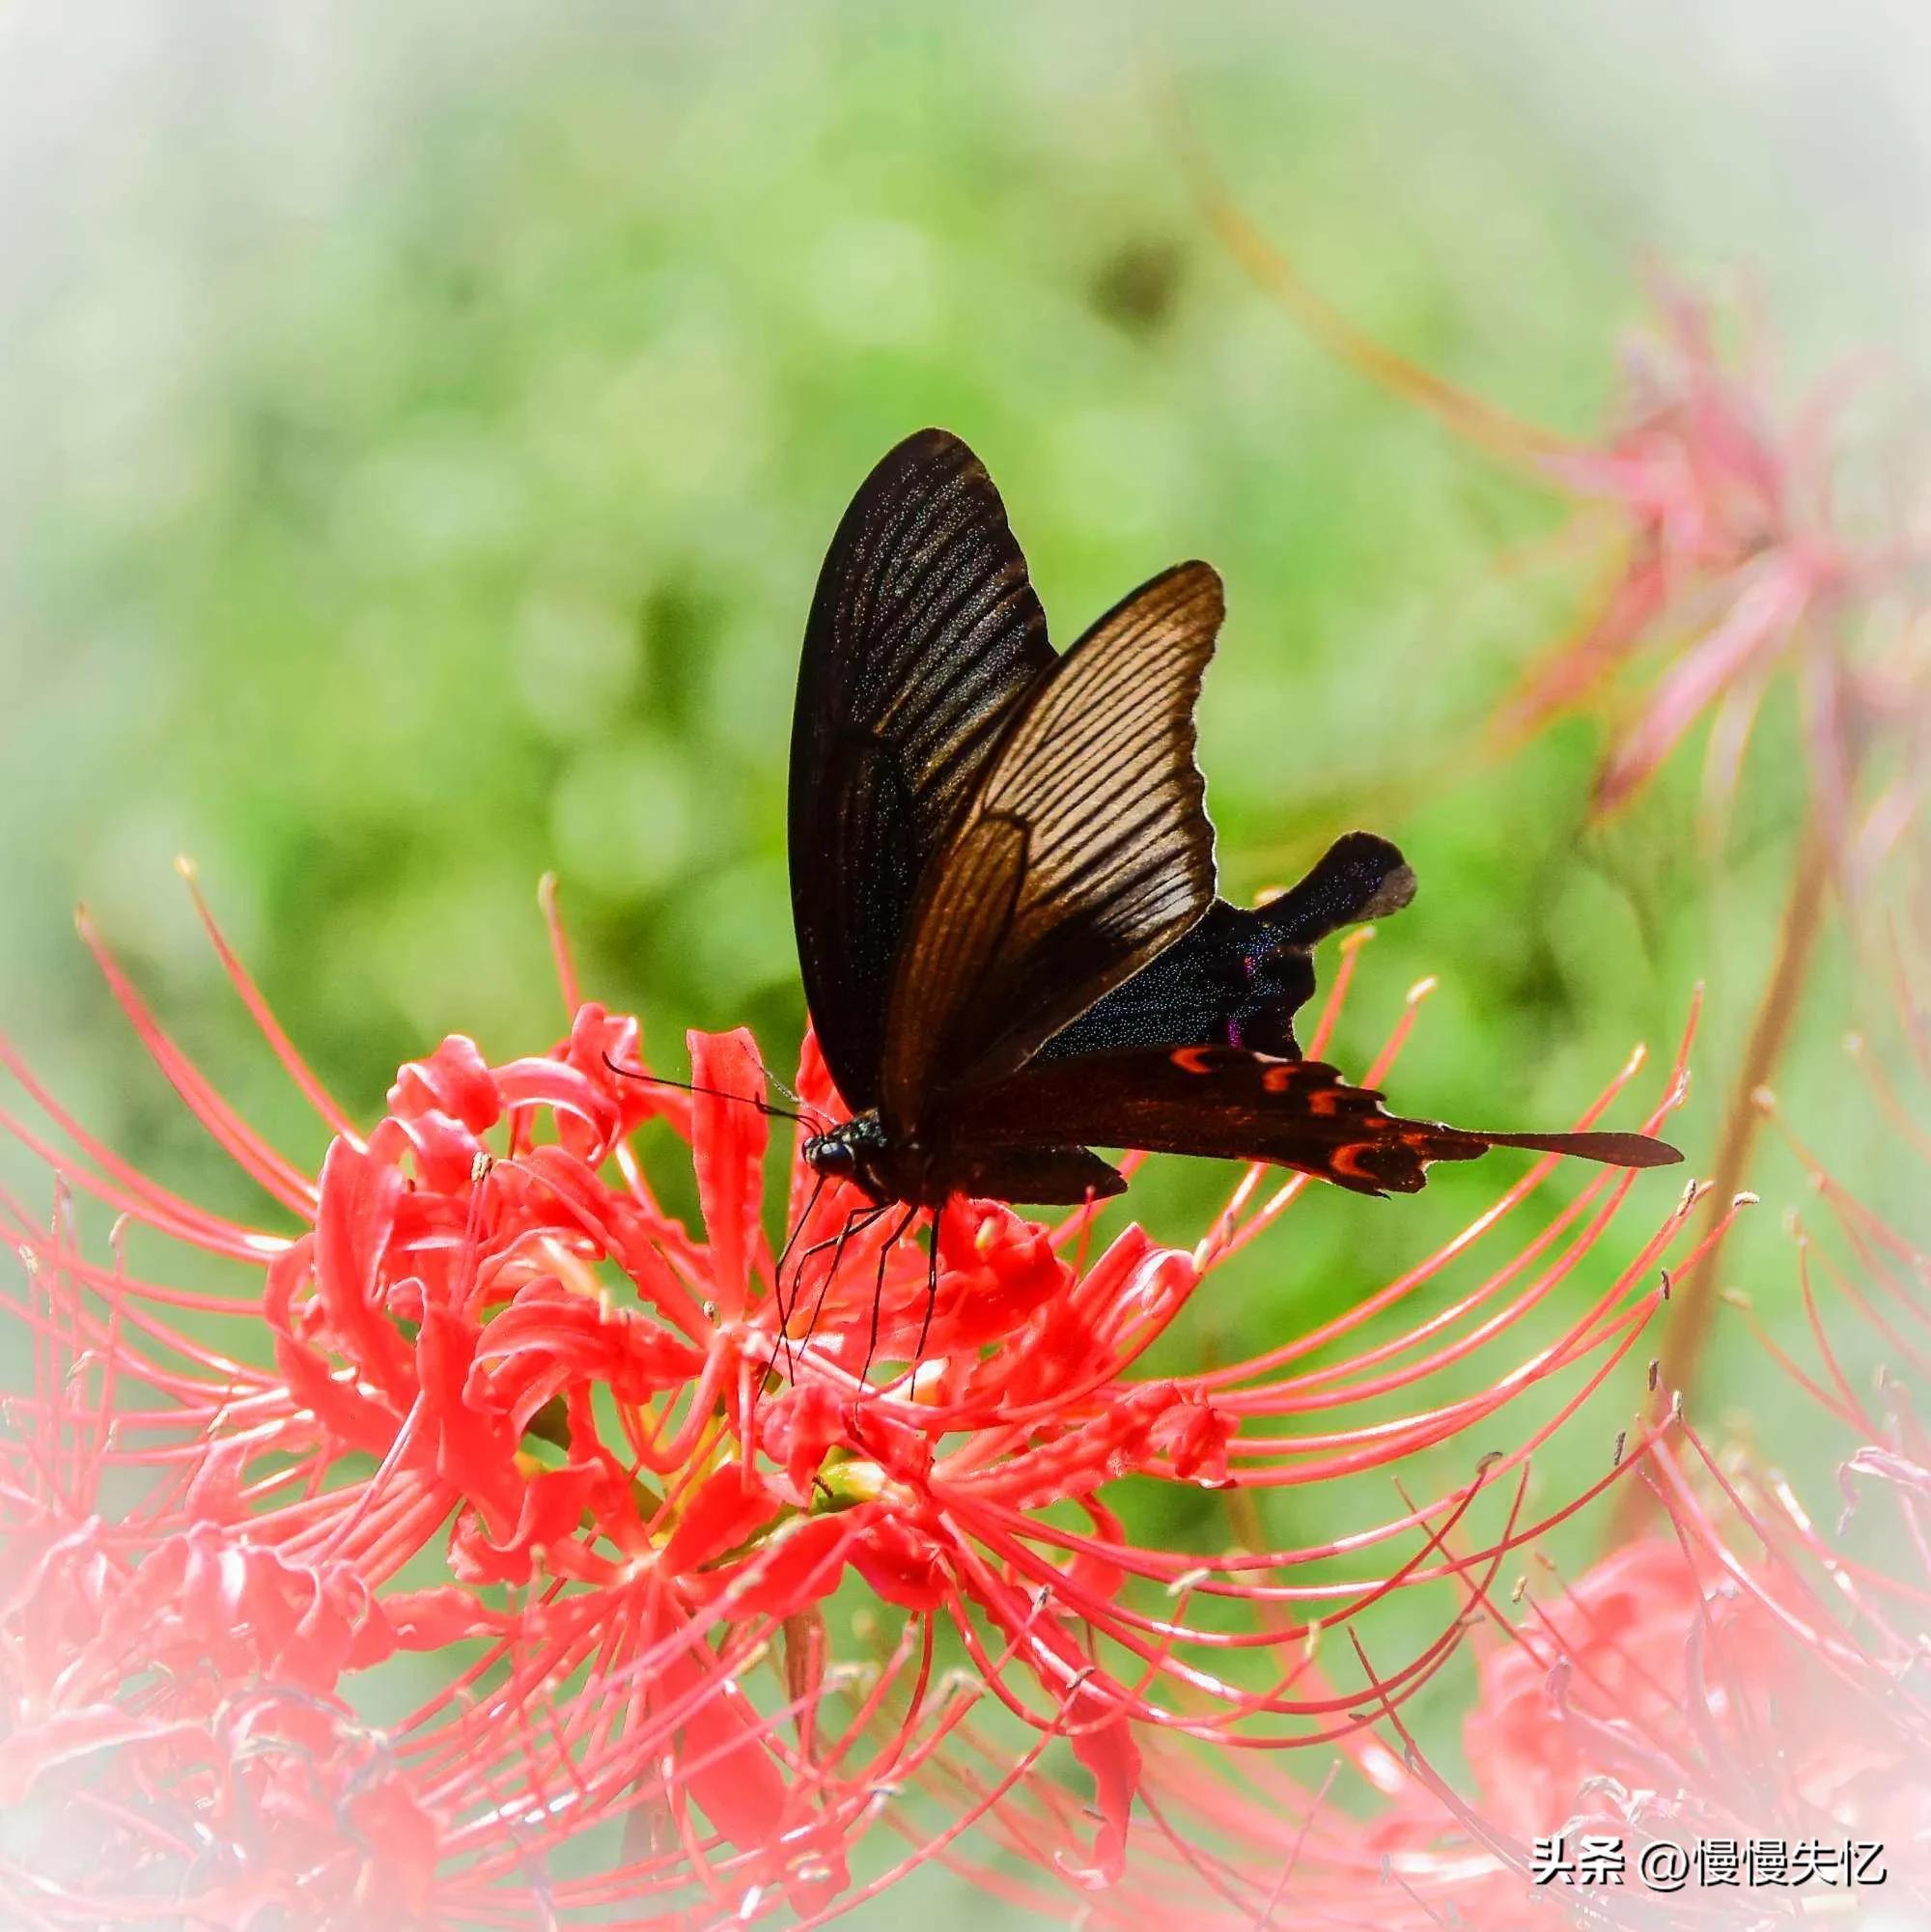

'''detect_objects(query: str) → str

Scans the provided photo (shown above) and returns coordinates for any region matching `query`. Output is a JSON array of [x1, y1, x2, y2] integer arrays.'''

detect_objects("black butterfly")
[[789, 429, 1680, 1218]]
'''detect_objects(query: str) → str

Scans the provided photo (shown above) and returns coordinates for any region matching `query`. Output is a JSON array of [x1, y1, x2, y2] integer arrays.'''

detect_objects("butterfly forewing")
[[880, 561, 1224, 1122], [789, 429, 1057, 1109]]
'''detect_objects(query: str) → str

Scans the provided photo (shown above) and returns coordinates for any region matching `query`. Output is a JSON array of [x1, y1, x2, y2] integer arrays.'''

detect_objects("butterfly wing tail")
[[1252, 831, 1416, 951], [1476, 1129, 1684, 1168]]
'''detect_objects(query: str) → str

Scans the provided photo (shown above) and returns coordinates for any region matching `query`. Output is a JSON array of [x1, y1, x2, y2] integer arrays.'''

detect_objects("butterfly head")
[[802, 1110, 900, 1205], [802, 1131, 858, 1182]]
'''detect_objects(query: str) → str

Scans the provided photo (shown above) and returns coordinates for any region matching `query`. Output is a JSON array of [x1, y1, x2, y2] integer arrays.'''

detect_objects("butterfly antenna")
[[600, 1052, 808, 1126], [752, 1054, 829, 1129]]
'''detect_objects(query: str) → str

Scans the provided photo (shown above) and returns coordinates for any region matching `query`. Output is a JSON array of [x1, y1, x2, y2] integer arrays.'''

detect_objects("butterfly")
[[788, 428, 1680, 1224]]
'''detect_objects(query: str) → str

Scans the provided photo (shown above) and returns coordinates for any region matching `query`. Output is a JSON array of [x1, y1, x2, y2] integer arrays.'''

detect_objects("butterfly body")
[[803, 1111, 1122, 1209], [788, 428, 1680, 1216]]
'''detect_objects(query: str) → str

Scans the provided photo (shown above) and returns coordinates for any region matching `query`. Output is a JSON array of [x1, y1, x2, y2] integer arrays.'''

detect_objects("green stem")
[[1615, 813, 1832, 1540]]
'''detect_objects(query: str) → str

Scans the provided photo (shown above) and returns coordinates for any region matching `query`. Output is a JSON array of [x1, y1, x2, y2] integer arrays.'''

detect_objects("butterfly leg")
[[910, 1205, 943, 1373], [776, 1194, 880, 1371], [796, 1200, 893, 1366], [769, 1170, 830, 1382], [857, 1204, 919, 1392]]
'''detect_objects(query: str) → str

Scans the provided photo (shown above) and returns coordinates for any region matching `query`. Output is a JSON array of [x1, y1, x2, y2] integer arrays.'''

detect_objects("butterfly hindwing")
[[948, 1143, 1129, 1206], [880, 561, 1225, 1121], [789, 429, 1057, 1109], [935, 1045, 1679, 1197], [1035, 830, 1416, 1062]]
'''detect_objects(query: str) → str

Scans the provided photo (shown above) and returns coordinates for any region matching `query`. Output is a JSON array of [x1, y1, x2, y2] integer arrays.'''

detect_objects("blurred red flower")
[[0, 878, 1693, 1926], [1186, 143, 1929, 871], [1503, 281, 1928, 871], [1193, 144, 1931, 1417]]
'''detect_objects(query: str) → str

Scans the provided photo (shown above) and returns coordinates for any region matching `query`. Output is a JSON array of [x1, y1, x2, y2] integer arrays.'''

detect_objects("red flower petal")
[[661, 1462, 777, 1576], [689, 1027, 769, 1319], [312, 1137, 416, 1408], [1065, 1692, 1141, 1890], [474, 1276, 705, 1426], [705, 1513, 854, 1619], [763, 1380, 846, 1502], [665, 1643, 792, 1851], [388, 1033, 501, 1133], [0, 1705, 193, 1806]]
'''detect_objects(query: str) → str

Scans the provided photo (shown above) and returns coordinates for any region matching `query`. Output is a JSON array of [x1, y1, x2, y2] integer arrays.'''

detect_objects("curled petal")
[[473, 1276, 705, 1423], [661, 1462, 779, 1576], [689, 1026, 769, 1319], [387, 1033, 500, 1134], [1064, 1691, 1142, 1890]]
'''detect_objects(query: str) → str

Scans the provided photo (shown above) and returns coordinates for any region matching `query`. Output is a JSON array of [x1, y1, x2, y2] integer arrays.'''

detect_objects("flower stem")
[[1616, 812, 1832, 1538]]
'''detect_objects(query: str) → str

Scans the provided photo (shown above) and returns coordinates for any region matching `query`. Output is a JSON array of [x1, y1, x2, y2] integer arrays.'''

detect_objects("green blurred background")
[[2, 0, 1926, 1915]]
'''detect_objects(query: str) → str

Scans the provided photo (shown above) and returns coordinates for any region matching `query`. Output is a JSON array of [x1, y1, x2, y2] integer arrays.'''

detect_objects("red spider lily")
[[1077, 1039, 1931, 1928], [0, 873, 1695, 1927], [1513, 286, 1931, 1407]]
